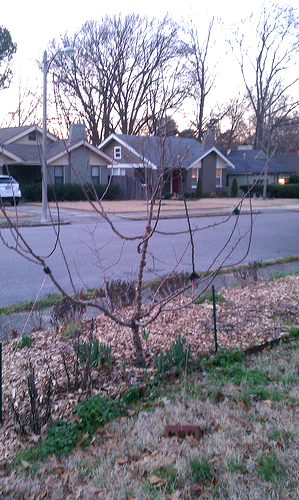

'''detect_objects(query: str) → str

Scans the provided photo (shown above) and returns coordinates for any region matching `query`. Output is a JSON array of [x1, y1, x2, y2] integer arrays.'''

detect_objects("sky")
[[0, 0, 297, 130]]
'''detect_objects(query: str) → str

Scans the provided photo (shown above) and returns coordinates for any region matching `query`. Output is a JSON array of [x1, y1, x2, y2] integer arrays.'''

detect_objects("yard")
[[0, 272, 298, 499]]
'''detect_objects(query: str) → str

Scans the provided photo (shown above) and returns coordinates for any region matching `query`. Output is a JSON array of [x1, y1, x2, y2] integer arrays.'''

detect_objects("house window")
[[54, 166, 64, 185], [28, 130, 36, 141], [114, 146, 121, 160], [91, 166, 100, 185], [278, 175, 290, 185], [191, 169, 198, 189], [111, 167, 125, 176], [216, 169, 222, 187]]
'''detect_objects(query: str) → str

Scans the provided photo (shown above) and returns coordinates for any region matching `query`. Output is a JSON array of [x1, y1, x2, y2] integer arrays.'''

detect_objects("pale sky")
[[1, 0, 297, 129]]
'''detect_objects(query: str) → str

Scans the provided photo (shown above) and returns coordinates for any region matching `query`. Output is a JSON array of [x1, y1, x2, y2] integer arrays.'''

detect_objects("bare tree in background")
[[1, 81, 42, 128], [50, 15, 187, 145], [230, 2, 299, 152], [215, 94, 252, 151], [185, 18, 217, 142]]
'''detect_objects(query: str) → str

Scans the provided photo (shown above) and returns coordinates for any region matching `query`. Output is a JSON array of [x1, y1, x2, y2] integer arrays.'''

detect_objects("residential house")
[[98, 131, 235, 199], [225, 145, 295, 196], [0, 123, 112, 190], [275, 150, 299, 176]]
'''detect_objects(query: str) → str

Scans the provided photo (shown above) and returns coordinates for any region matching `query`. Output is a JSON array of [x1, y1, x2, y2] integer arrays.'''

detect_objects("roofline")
[[98, 133, 157, 169], [0, 146, 24, 163], [3, 125, 58, 145], [189, 146, 235, 169], [48, 139, 114, 164]]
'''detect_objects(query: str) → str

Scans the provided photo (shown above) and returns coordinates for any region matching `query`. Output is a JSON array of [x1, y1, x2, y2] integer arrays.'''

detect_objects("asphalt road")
[[0, 207, 298, 307]]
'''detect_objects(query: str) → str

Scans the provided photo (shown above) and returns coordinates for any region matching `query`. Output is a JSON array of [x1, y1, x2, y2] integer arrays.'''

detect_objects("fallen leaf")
[[149, 475, 166, 486], [261, 399, 272, 408], [105, 442, 119, 454], [21, 459, 31, 469], [116, 456, 129, 465]]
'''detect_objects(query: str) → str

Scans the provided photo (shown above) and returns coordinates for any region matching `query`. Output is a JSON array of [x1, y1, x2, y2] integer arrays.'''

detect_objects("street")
[[0, 207, 298, 307]]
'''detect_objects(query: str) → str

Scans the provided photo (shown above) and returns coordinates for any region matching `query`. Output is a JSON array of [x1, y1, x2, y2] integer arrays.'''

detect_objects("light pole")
[[41, 46, 75, 223]]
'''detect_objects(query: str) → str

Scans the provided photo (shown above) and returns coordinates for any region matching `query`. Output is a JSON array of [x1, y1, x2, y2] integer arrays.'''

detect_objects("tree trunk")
[[131, 324, 145, 367]]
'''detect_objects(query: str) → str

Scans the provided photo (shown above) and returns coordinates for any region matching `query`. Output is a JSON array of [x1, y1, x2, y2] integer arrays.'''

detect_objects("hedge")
[[22, 183, 120, 202], [240, 183, 299, 198]]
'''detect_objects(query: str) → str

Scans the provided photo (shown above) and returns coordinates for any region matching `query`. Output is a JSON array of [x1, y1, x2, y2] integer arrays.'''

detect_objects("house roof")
[[275, 152, 299, 174], [226, 149, 295, 175], [100, 133, 234, 169], [0, 126, 112, 165], [0, 125, 57, 145]]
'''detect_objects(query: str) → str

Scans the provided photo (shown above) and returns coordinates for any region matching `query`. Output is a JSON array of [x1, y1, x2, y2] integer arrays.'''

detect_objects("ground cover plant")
[[0, 274, 298, 499]]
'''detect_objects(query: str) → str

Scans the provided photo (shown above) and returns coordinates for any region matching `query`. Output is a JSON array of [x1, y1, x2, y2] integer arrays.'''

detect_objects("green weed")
[[194, 290, 226, 305], [258, 452, 285, 482], [63, 322, 82, 338], [14, 335, 32, 349], [189, 457, 214, 484], [287, 326, 299, 339]]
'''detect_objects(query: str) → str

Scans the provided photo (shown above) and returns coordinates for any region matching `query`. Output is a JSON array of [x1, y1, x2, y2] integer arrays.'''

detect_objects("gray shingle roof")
[[0, 126, 33, 145], [114, 134, 203, 167], [226, 149, 295, 175]]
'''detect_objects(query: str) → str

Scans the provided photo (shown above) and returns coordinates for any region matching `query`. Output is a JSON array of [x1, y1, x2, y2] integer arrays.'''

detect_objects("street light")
[[41, 46, 75, 223]]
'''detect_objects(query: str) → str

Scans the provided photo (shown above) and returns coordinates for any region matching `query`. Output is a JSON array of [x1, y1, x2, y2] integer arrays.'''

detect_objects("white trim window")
[[114, 146, 122, 160], [191, 168, 199, 189], [216, 168, 222, 187], [111, 167, 126, 176], [91, 166, 100, 185], [54, 166, 64, 185]]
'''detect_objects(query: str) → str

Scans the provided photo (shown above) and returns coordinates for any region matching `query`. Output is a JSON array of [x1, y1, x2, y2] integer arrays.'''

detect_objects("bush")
[[231, 177, 238, 197], [289, 173, 299, 184], [23, 183, 120, 202], [240, 183, 299, 198], [196, 176, 202, 198]]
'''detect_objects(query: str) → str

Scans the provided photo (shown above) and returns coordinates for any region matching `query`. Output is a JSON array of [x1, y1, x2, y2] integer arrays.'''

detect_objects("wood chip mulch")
[[0, 274, 298, 464]]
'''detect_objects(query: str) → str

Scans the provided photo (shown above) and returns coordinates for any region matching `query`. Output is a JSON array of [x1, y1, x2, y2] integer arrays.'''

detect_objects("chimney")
[[202, 128, 216, 149], [68, 123, 87, 143]]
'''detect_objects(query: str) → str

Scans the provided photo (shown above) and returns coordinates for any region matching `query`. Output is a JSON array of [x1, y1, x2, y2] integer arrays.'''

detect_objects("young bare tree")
[[0, 131, 255, 366]]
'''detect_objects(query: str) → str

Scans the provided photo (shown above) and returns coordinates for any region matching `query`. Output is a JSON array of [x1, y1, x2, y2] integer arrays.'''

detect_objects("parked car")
[[0, 175, 21, 205]]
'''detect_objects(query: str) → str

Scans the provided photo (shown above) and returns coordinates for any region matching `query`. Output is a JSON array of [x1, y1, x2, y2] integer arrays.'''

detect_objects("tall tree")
[[230, 2, 299, 152], [185, 18, 217, 141], [51, 15, 186, 145], [0, 26, 17, 89]]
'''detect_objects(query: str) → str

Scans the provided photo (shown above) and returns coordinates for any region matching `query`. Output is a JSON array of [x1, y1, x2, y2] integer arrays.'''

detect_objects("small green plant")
[[258, 452, 285, 482], [189, 457, 214, 484], [287, 326, 299, 339], [142, 327, 150, 341], [145, 465, 180, 494], [64, 322, 82, 338], [73, 394, 121, 435], [154, 334, 190, 375], [15, 335, 32, 349], [203, 348, 245, 369], [227, 458, 247, 474], [101, 342, 115, 368], [194, 290, 226, 305], [171, 334, 190, 371], [77, 337, 114, 368]]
